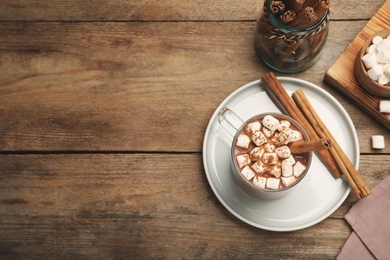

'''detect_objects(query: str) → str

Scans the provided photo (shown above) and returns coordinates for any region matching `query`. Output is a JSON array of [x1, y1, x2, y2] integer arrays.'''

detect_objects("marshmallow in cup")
[[218, 107, 313, 200]]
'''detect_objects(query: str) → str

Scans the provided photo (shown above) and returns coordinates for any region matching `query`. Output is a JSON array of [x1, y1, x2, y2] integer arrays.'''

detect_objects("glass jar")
[[254, 0, 329, 73]]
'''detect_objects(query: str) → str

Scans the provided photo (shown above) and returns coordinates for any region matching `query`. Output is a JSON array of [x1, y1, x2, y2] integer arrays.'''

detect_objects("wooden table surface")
[[1, 0, 389, 258]]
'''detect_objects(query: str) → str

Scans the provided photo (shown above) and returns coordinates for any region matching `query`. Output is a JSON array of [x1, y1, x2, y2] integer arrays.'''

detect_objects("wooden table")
[[1, 0, 389, 258]]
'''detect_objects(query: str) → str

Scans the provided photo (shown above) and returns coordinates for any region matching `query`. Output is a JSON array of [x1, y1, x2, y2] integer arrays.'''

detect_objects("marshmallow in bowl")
[[366, 44, 377, 54], [372, 35, 384, 45], [377, 38, 390, 52], [384, 64, 390, 74], [378, 74, 390, 85], [377, 50, 390, 63], [262, 115, 279, 131], [236, 134, 251, 148], [362, 33, 390, 85], [362, 52, 377, 69], [367, 64, 384, 81]]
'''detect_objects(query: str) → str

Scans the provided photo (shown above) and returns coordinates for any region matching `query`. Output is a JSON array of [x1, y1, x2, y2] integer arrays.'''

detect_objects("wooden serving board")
[[325, 0, 390, 130]]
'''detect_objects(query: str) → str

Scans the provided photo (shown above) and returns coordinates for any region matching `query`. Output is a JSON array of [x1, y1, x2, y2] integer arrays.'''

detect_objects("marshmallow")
[[251, 131, 267, 146], [362, 52, 378, 69], [371, 135, 385, 149], [266, 178, 280, 190], [236, 134, 251, 148], [268, 165, 281, 178], [241, 166, 255, 181], [264, 143, 275, 153], [252, 161, 266, 174], [278, 128, 302, 144], [275, 146, 291, 159], [262, 115, 280, 131], [262, 152, 278, 165], [278, 128, 292, 145], [372, 35, 383, 45], [277, 120, 291, 131], [378, 74, 390, 85], [253, 176, 267, 188], [293, 161, 307, 178], [367, 64, 384, 81], [379, 100, 390, 113], [250, 146, 265, 161], [377, 50, 390, 63], [262, 127, 274, 138], [236, 154, 251, 168], [290, 130, 303, 142], [281, 176, 296, 187], [271, 133, 283, 147], [366, 44, 377, 54], [376, 39, 390, 52], [282, 164, 293, 177], [384, 64, 390, 74], [282, 155, 296, 167], [245, 121, 261, 135]]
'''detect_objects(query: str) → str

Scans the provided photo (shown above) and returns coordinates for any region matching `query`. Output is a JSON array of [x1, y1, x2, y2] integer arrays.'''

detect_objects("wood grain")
[[0, 153, 388, 258], [1, 21, 389, 153], [0, 0, 384, 21], [325, 0, 390, 130], [1, 0, 390, 258]]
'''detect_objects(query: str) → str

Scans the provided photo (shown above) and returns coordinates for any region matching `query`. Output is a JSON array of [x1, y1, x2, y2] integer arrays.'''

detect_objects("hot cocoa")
[[233, 114, 309, 190]]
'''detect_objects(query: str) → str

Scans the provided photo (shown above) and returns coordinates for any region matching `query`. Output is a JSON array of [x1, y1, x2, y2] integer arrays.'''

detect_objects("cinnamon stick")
[[280, 10, 297, 23], [292, 89, 371, 199], [275, 0, 330, 28], [288, 0, 305, 14], [290, 138, 332, 154], [270, 1, 286, 14], [261, 72, 342, 178]]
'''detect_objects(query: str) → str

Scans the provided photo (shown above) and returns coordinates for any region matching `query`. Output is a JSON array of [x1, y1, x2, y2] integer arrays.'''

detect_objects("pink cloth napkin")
[[338, 175, 390, 260]]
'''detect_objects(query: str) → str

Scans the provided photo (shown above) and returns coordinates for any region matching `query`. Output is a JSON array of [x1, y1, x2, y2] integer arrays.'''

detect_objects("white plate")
[[202, 77, 359, 232]]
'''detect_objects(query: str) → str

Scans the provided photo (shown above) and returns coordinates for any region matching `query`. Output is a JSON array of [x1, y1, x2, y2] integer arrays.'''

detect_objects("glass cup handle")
[[218, 107, 244, 138]]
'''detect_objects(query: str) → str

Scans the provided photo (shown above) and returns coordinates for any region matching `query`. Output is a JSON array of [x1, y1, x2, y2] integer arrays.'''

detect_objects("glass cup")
[[218, 107, 312, 200]]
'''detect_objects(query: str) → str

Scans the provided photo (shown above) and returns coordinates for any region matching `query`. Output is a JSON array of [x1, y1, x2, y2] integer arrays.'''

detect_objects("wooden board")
[[324, 0, 390, 130]]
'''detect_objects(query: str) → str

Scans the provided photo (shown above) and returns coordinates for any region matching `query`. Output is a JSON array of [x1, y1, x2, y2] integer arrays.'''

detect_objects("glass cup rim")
[[231, 112, 313, 193]]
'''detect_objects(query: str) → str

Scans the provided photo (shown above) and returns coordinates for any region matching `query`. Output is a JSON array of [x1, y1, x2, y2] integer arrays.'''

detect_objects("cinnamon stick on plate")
[[261, 72, 342, 178], [292, 89, 371, 199], [290, 138, 332, 154]]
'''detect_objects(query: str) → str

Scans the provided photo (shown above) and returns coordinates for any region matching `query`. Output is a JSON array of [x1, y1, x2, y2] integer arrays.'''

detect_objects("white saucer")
[[202, 77, 359, 232]]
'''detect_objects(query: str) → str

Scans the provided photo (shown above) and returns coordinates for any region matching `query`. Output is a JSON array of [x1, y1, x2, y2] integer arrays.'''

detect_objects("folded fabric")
[[337, 232, 375, 259], [338, 175, 390, 260]]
